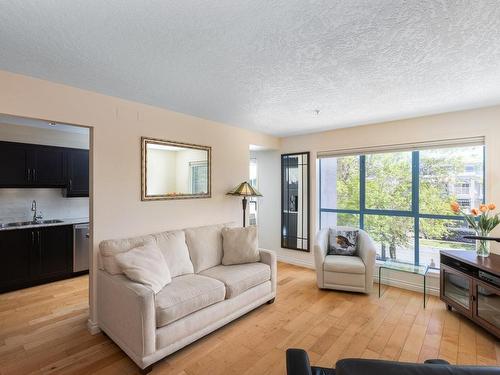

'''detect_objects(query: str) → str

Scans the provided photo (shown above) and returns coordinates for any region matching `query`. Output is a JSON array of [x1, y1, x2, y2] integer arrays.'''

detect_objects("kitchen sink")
[[0, 219, 64, 229]]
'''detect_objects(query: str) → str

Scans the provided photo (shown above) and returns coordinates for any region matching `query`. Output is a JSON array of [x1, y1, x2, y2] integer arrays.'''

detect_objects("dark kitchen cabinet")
[[31, 146, 66, 186], [0, 228, 33, 290], [0, 225, 73, 293], [0, 141, 88, 195], [36, 225, 73, 280], [65, 149, 89, 197], [0, 141, 30, 186]]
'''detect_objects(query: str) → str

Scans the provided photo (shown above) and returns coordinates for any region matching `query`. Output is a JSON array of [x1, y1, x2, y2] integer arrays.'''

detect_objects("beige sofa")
[[97, 223, 277, 371], [314, 227, 376, 293]]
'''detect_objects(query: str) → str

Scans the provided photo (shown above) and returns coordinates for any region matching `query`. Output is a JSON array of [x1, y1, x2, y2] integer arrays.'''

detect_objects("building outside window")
[[454, 182, 470, 195], [319, 144, 484, 268]]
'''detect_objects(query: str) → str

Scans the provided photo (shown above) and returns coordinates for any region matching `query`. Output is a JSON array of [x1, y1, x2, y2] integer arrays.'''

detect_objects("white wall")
[[250, 150, 281, 251], [0, 70, 280, 329], [0, 122, 89, 222]]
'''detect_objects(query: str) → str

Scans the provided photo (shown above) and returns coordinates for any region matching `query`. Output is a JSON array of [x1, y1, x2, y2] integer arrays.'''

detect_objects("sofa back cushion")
[[153, 230, 194, 278], [184, 223, 226, 273], [99, 234, 155, 274]]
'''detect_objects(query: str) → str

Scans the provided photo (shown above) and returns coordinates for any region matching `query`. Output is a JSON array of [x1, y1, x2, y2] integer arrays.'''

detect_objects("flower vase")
[[476, 239, 491, 257]]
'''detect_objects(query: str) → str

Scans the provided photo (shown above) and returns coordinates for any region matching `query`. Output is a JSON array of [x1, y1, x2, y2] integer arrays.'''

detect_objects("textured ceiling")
[[1, 1, 500, 136]]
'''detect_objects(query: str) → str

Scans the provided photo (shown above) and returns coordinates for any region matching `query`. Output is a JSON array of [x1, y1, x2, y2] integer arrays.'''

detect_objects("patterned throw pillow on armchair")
[[327, 228, 359, 256]]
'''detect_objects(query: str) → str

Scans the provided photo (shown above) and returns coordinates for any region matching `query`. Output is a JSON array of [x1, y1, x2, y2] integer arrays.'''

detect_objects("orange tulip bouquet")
[[451, 202, 499, 257]]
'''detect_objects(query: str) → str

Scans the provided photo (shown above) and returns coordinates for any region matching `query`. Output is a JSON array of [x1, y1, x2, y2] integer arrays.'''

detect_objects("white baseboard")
[[374, 275, 439, 296], [87, 319, 101, 335], [276, 253, 315, 270]]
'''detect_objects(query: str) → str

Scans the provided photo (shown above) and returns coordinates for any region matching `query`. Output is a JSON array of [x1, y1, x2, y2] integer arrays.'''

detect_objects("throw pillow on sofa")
[[153, 230, 194, 277], [222, 226, 260, 265], [185, 224, 226, 273], [115, 242, 171, 293], [99, 235, 155, 275], [328, 228, 358, 256]]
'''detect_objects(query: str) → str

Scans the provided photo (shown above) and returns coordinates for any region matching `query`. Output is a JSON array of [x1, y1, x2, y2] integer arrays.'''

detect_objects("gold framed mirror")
[[141, 137, 211, 201]]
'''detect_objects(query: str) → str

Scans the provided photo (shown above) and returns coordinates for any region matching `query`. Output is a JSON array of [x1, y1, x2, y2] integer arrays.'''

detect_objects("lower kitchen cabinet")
[[0, 225, 73, 293], [0, 228, 33, 291]]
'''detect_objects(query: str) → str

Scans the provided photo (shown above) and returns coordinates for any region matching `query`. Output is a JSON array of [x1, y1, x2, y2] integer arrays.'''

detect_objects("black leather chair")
[[286, 349, 500, 375]]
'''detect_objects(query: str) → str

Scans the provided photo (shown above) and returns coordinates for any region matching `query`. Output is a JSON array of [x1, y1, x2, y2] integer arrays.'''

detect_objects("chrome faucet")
[[31, 200, 43, 223]]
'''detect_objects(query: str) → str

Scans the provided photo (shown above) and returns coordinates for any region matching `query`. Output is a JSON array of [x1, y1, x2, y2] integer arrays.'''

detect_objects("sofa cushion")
[[184, 224, 225, 273], [99, 234, 155, 275], [153, 230, 194, 278], [200, 262, 271, 299], [155, 274, 225, 327], [221, 226, 260, 265], [324, 271, 365, 288], [115, 242, 171, 294], [323, 255, 365, 274]]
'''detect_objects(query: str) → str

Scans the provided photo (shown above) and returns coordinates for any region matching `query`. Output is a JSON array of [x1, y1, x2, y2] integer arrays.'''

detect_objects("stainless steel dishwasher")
[[73, 223, 90, 272]]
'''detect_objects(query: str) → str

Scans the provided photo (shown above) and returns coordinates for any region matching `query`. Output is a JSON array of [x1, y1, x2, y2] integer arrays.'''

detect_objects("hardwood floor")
[[0, 262, 498, 374]]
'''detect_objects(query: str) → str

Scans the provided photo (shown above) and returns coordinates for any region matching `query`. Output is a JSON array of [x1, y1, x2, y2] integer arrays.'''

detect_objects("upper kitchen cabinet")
[[31, 145, 66, 186], [0, 141, 30, 186], [65, 148, 89, 197], [0, 141, 89, 196], [0, 141, 66, 187]]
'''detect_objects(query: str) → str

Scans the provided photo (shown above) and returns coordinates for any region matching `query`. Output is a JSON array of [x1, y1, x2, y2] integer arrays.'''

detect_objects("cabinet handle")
[[69, 179, 73, 190], [33, 169, 36, 181], [31, 231, 35, 245], [27, 168, 31, 182]]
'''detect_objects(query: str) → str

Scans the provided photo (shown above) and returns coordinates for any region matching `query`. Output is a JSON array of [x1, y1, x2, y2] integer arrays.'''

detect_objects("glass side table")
[[378, 260, 429, 308]]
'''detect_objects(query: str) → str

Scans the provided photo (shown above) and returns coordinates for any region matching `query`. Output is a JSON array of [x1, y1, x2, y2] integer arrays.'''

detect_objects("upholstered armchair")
[[314, 226, 376, 293]]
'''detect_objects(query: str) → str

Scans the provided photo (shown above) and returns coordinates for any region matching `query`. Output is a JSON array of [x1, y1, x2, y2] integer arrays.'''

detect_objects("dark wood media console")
[[440, 250, 500, 338]]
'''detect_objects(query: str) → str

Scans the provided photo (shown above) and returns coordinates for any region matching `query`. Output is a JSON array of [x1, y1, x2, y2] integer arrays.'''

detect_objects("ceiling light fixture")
[[48, 121, 57, 127], [314, 109, 320, 116]]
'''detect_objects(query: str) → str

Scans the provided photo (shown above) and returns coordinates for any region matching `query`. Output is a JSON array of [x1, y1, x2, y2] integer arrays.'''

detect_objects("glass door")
[[474, 280, 500, 333], [441, 265, 472, 317]]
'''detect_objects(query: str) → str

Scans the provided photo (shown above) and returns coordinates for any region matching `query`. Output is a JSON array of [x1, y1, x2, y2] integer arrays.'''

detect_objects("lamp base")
[[242, 196, 247, 227]]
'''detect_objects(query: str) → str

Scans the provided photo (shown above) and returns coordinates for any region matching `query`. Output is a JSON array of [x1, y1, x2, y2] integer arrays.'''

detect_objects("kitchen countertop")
[[0, 217, 89, 231]]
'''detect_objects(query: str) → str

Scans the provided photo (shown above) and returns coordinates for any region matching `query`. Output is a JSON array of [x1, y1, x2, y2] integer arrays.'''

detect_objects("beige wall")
[[0, 70, 279, 328], [277, 105, 500, 267]]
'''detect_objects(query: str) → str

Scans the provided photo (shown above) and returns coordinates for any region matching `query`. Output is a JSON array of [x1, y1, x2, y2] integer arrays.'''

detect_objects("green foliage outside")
[[334, 151, 469, 260]]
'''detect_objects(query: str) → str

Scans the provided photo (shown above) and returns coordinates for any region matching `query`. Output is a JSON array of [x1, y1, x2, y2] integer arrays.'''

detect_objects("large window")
[[319, 145, 484, 268]]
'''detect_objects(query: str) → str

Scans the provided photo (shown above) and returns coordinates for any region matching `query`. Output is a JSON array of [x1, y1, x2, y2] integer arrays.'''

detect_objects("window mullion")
[[412, 151, 419, 266], [359, 155, 366, 230]]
